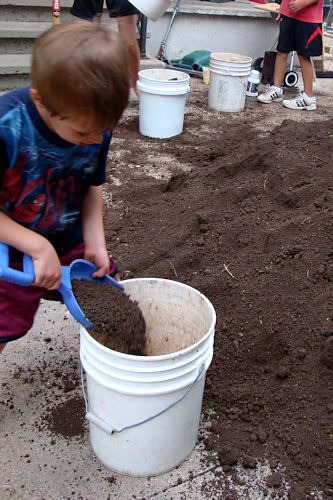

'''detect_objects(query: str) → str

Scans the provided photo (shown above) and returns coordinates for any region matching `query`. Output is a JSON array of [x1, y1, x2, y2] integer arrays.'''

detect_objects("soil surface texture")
[[71, 279, 147, 355], [101, 81, 333, 498]]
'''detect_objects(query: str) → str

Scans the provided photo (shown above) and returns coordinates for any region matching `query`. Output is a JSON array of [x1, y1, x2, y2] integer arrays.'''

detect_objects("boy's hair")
[[31, 21, 130, 128]]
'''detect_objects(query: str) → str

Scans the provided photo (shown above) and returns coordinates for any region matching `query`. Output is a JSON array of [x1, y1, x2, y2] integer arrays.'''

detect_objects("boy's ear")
[[30, 88, 46, 110]]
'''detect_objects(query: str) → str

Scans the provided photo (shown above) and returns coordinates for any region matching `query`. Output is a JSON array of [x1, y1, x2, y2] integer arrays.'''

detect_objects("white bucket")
[[137, 68, 190, 139], [80, 278, 216, 476], [208, 52, 252, 112], [129, 0, 174, 21]]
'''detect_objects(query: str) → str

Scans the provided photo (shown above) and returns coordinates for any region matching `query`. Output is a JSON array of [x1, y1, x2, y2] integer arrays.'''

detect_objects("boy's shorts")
[[0, 243, 118, 343], [277, 15, 323, 57], [71, 0, 139, 19]]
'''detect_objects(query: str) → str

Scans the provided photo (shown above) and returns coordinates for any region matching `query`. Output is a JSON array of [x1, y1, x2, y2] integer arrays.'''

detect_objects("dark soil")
[[71, 279, 147, 355], [98, 92, 333, 498]]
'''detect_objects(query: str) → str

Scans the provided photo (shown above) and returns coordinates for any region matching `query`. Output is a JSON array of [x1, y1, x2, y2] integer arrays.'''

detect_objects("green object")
[[171, 50, 211, 71]]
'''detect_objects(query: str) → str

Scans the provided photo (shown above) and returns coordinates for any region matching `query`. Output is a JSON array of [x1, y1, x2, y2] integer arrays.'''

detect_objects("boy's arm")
[[81, 184, 110, 278], [0, 211, 62, 289]]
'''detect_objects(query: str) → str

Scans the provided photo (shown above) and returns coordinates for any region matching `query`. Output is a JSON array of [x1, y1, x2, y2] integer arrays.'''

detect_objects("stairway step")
[[0, 53, 30, 73], [0, 21, 51, 38]]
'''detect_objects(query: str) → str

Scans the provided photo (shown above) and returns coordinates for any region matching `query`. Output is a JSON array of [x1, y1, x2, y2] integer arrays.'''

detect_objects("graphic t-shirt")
[[0, 87, 112, 258], [281, 0, 324, 23]]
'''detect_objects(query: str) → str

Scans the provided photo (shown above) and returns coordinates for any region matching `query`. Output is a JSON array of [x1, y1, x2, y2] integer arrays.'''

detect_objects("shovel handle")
[[0, 243, 35, 286]]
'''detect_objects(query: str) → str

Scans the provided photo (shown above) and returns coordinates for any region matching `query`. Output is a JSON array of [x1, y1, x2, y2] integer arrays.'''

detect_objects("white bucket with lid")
[[80, 278, 216, 476], [137, 68, 190, 139], [129, 0, 174, 21], [208, 52, 252, 112]]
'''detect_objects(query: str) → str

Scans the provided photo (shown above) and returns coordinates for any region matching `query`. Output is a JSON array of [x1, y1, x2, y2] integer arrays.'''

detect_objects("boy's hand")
[[84, 246, 111, 279], [289, 0, 315, 12], [32, 243, 62, 290]]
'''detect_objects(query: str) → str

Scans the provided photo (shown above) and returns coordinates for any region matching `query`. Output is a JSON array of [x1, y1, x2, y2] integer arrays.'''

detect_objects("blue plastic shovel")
[[0, 242, 123, 331]]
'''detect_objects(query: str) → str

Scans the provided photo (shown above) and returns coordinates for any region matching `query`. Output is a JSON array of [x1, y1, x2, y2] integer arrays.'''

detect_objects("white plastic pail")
[[208, 52, 252, 112], [129, 0, 174, 21], [80, 278, 216, 476], [137, 68, 190, 139]]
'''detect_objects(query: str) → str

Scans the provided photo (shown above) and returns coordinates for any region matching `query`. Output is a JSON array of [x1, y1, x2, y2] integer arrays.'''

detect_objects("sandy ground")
[[1, 72, 333, 500]]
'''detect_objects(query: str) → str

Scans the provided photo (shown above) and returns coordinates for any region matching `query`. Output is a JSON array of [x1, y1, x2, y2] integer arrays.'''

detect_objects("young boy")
[[257, 0, 324, 110], [0, 21, 130, 352]]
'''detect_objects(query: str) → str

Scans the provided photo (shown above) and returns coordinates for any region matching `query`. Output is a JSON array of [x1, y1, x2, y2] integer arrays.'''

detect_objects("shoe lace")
[[263, 85, 272, 96]]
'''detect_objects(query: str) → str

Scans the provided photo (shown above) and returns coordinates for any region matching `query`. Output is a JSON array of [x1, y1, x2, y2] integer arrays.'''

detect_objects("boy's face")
[[45, 114, 107, 146], [30, 88, 110, 146]]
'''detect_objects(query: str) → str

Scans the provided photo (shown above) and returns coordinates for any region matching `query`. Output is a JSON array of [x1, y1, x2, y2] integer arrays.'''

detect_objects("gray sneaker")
[[257, 85, 283, 104], [282, 92, 317, 111]]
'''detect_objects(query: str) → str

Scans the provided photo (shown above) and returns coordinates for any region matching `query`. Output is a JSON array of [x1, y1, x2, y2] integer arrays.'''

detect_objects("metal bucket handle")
[[81, 361, 206, 435]]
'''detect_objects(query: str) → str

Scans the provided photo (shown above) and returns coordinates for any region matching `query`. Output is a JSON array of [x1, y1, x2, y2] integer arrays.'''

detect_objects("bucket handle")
[[211, 67, 250, 90], [81, 361, 205, 435]]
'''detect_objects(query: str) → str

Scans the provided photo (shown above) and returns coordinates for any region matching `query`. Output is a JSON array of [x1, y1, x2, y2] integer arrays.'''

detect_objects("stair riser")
[[0, 6, 73, 22], [0, 39, 35, 54], [0, 73, 30, 90]]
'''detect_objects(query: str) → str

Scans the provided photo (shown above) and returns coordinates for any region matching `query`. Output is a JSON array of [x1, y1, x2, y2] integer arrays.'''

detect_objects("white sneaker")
[[257, 85, 283, 104], [282, 92, 317, 111]]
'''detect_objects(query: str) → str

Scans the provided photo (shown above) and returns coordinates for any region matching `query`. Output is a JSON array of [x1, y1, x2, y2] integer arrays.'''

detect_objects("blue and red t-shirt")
[[0, 87, 112, 259]]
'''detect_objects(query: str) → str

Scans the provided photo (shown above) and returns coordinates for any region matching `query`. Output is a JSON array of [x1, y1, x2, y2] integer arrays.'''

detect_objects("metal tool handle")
[[0, 242, 35, 286]]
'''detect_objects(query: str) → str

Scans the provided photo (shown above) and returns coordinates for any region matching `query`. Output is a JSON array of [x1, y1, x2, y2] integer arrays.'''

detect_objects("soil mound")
[[104, 104, 333, 497]]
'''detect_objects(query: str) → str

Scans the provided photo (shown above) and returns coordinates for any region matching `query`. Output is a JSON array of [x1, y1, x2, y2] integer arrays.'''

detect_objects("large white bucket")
[[208, 52, 252, 112], [129, 0, 174, 21], [137, 68, 190, 139], [80, 278, 216, 476]]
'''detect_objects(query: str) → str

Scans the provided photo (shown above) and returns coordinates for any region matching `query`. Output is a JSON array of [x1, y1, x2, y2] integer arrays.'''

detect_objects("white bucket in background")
[[208, 52, 252, 112], [80, 278, 216, 477], [137, 68, 190, 139], [129, 0, 174, 21]]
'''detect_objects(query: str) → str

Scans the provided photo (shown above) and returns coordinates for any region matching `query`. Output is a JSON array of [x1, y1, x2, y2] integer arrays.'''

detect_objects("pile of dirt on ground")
[[100, 86, 333, 498], [71, 280, 147, 355]]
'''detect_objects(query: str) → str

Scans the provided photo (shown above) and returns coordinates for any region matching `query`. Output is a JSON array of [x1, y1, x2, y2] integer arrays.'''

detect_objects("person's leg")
[[257, 15, 294, 104], [257, 50, 287, 103], [273, 51, 289, 88], [106, 0, 140, 95], [117, 15, 140, 95], [299, 55, 314, 97], [282, 19, 321, 110], [0, 274, 46, 345]]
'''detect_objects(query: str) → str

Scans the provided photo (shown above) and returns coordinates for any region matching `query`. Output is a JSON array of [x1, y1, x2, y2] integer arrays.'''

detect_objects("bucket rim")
[[138, 68, 190, 84], [210, 52, 252, 64], [81, 277, 216, 361]]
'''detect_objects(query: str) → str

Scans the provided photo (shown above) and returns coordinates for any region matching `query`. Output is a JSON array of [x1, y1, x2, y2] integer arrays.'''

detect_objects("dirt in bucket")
[[71, 280, 147, 355]]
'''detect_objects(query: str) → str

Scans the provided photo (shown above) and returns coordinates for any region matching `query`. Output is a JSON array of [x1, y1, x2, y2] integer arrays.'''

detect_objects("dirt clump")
[[71, 279, 147, 355]]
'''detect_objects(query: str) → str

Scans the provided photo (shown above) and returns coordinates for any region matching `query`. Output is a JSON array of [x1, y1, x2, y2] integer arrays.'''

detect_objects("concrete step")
[[0, 21, 52, 37], [0, 18, 150, 54], [0, 53, 165, 91]]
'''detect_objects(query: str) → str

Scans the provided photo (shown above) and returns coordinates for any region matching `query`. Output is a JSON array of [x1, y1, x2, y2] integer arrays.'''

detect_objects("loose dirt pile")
[[99, 83, 333, 498], [71, 279, 147, 355]]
